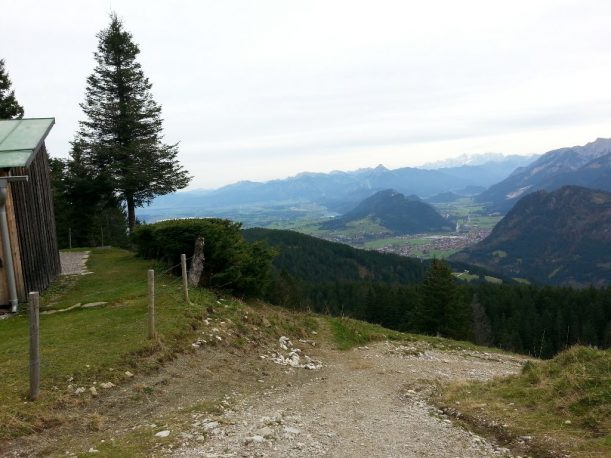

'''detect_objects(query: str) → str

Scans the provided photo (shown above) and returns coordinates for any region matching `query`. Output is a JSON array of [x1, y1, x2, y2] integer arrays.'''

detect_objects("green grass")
[[0, 248, 216, 440], [326, 316, 508, 355], [431, 198, 502, 230], [436, 346, 611, 457], [327, 316, 403, 350], [469, 215, 502, 229], [431, 197, 484, 216], [0, 248, 330, 443]]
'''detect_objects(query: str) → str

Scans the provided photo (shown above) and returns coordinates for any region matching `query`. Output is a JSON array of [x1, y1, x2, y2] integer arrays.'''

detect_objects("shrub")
[[132, 218, 275, 296]]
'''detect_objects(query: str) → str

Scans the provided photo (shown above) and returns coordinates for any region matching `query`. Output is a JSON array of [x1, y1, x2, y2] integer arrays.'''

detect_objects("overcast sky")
[[2, 0, 611, 188]]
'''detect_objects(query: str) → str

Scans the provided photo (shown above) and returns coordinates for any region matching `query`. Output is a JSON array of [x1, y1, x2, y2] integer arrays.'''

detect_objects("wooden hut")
[[0, 118, 60, 310]]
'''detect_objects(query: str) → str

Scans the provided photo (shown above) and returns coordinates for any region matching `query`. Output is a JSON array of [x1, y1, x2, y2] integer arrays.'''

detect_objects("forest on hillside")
[[243, 228, 611, 358]]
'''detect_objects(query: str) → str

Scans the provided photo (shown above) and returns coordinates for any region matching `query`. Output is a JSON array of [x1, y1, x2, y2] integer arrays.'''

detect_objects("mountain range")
[[322, 189, 452, 234], [141, 154, 536, 222], [476, 138, 611, 213], [452, 186, 611, 287]]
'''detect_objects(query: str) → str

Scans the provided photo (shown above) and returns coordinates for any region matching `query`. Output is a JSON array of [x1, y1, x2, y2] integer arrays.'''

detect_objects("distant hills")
[[141, 155, 536, 222], [322, 189, 452, 234], [452, 186, 611, 287], [476, 138, 611, 213]]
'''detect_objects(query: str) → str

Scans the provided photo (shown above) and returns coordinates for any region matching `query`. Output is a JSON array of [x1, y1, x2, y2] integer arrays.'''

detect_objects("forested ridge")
[[454, 186, 611, 286], [243, 228, 611, 358]]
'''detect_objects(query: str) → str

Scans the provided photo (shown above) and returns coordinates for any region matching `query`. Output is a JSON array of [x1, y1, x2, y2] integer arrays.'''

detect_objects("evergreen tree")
[[0, 59, 24, 119], [412, 259, 470, 338], [50, 143, 129, 248], [471, 293, 492, 346], [76, 13, 190, 232]]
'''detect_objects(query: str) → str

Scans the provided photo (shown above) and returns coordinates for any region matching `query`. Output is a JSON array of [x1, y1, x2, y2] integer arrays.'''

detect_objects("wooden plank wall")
[[10, 144, 61, 297], [4, 171, 26, 301], [0, 170, 26, 303]]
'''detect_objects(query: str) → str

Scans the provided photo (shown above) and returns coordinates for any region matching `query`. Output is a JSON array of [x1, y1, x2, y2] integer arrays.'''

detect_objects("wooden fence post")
[[29, 291, 40, 401], [188, 237, 205, 287], [147, 269, 155, 339], [181, 254, 189, 304]]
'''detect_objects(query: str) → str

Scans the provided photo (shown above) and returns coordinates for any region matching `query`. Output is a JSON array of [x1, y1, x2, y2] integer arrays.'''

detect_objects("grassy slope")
[[436, 346, 611, 457], [0, 248, 216, 439], [0, 247, 323, 446], [1, 248, 608, 457]]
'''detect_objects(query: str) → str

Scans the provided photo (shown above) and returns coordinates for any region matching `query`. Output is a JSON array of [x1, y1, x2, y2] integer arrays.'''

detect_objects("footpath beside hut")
[[0, 118, 60, 311]]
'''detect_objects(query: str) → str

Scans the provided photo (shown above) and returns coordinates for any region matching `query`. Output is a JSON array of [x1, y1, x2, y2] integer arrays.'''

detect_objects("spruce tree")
[[0, 59, 24, 119], [412, 259, 471, 339], [471, 293, 493, 345], [50, 143, 129, 248], [76, 13, 190, 232], [413, 259, 452, 335]]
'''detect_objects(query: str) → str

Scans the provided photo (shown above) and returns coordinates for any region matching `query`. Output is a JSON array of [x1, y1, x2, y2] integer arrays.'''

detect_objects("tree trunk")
[[126, 195, 136, 234], [188, 236, 205, 287]]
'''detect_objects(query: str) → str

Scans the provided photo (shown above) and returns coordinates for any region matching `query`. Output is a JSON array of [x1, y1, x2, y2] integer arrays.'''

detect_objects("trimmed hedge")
[[132, 218, 275, 296]]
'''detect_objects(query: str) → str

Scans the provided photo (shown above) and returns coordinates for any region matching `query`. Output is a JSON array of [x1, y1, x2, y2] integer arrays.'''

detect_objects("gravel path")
[[60, 251, 90, 275], [175, 341, 525, 457]]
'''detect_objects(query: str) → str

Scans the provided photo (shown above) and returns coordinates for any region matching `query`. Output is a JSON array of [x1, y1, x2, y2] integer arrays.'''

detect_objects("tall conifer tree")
[[76, 13, 190, 231], [412, 259, 471, 339], [0, 59, 24, 119]]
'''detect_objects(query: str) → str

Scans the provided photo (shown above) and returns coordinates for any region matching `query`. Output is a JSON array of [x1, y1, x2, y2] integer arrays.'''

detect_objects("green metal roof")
[[0, 118, 55, 168]]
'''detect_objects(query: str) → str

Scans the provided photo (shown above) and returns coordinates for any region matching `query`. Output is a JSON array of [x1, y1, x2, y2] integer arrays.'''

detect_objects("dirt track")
[[175, 340, 525, 457], [1, 322, 527, 458]]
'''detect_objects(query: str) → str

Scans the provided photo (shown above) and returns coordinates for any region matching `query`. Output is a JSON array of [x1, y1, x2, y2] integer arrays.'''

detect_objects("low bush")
[[132, 218, 275, 296]]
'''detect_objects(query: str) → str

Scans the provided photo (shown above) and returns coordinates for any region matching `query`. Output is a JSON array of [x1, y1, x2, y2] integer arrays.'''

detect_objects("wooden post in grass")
[[147, 269, 156, 339], [181, 254, 189, 304], [188, 237, 205, 287], [29, 291, 40, 401]]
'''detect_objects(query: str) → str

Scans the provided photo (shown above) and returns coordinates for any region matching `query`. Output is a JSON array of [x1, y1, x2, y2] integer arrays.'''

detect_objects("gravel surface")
[[175, 341, 525, 457], [60, 251, 90, 275]]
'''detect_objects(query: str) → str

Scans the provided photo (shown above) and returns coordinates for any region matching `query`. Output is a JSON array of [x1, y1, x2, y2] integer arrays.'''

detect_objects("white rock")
[[155, 430, 171, 438], [203, 421, 219, 430], [125, 371, 134, 378], [88, 448, 99, 453], [279, 336, 292, 350], [283, 426, 300, 434], [74, 387, 85, 395], [100, 382, 115, 389], [89, 386, 98, 397], [256, 426, 274, 437]]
